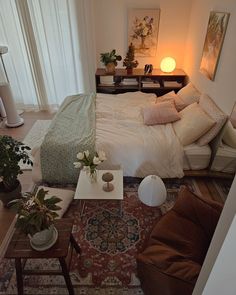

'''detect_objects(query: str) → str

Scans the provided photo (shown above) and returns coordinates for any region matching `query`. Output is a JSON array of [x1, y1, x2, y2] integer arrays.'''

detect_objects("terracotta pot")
[[105, 63, 116, 74], [126, 68, 133, 75], [0, 180, 22, 208]]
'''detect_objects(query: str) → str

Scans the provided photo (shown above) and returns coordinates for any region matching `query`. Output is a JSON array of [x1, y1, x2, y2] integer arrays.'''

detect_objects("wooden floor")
[[0, 111, 232, 250]]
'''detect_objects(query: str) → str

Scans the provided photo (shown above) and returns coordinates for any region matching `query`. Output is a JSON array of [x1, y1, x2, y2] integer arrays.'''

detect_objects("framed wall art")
[[128, 9, 160, 57], [200, 11, 230, 81]]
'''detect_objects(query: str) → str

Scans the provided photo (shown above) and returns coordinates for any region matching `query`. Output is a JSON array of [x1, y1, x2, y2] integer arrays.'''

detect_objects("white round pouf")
[[138, 175, 167, 207]]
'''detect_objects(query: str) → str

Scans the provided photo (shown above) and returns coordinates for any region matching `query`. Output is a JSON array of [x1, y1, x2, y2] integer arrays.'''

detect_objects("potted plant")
[[123, 43, 139, 74], [100, 49, 122, 73], [0, 135, 32, 207], [9, 188, 61, 250]]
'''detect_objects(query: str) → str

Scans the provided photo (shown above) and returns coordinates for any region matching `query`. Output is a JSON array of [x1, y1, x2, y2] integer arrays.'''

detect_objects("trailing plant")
[[0, 135, 32, 191], [100, 49, 122, 66], [123, 43, 139, 69], [9, 188, 61, 236]]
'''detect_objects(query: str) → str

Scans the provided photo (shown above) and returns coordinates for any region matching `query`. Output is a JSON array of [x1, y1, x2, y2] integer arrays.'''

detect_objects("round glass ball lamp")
[[138, 175, 167, 207], [160, 57, 176, 73]]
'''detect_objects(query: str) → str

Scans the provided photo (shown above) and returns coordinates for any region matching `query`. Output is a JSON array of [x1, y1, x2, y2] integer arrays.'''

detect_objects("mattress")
[[183, 143, 211, 170], [211, 144, 236, 173]]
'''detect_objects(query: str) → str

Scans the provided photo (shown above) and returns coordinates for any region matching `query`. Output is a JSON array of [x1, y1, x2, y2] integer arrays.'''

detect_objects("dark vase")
[[126, 68, 133, 74], [0, 180, 22, 208]]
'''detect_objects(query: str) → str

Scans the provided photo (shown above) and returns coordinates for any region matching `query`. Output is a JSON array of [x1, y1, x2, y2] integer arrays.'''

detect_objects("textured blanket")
[[40, 93, 96, 184]]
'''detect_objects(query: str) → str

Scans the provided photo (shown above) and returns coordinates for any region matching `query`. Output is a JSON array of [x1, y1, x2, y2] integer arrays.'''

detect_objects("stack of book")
[[142, 78, 160, 88], [120, 78, 138, 86], [163, 81, 182, 88], [99, 75, 115, 86]]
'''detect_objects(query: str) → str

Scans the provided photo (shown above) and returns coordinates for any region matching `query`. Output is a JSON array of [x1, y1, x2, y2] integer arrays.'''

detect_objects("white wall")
[[193, 175, 236, 295], [93, 0, 192, 69], [184, 0, 236, 114]]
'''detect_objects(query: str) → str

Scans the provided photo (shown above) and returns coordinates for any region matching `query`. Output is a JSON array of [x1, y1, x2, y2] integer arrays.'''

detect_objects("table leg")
[[59, 257, 74, 295], [70, 234, 81, 254], [15, 258, 24, 295]]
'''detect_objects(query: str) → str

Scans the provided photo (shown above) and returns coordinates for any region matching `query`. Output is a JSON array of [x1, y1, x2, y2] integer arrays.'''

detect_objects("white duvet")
[[32, 92, 184, 182]]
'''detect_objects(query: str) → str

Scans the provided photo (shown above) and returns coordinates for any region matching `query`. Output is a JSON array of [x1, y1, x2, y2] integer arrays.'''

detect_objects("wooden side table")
[[5, 219, 81, 295]]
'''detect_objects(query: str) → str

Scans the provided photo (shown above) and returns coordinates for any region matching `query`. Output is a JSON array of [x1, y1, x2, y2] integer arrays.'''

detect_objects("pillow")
[[222, 121, 236, 148], [156, 91, 187, 111], [197, 94, 228, 146], [173, 102, 215, 146], [177, 82, 201, 106], [36, 186, 74, 218], [143, 101, 180, 125]]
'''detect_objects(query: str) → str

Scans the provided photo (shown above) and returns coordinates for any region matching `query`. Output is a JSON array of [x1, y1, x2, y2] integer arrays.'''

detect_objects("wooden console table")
[[5, 218, 81, 295], [96, 68, 187, 96]]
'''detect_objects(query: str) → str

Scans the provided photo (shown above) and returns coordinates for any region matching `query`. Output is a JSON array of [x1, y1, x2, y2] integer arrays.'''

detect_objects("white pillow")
[[173, 102, 215, 146], [36, 186, 74, 218], [197, 94, 227, 146], [177, 82, 201, 106], [156, 91, 187, 111], [222, 121, 236, 148]]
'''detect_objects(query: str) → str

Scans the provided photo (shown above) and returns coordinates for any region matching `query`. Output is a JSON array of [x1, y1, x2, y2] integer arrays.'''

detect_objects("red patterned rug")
[[0, 177, 230, 295]]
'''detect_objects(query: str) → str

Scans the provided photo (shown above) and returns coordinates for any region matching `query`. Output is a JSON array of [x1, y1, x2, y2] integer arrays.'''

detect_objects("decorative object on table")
[[200, 11, 230, 81], [0, 46, 24, 127], [123, 43, 139, 74], [128, 9, 160, 57], [73, 150, 106, 183], [0, 135, 32, 207], [138, 175, 167, 206], [102, 172, 114, 192], [9, 188, 61, 251], [144, 64, 153, 74], [160, 57, 176, 73], [100, 49, 122, 74]]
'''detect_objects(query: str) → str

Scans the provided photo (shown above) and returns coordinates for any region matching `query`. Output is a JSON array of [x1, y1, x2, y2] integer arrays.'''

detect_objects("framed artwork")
[[128, 9, 160, 57], [200, 11, 230, 81]]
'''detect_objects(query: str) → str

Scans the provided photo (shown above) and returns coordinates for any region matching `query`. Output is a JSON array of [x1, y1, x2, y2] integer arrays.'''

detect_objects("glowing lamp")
[[160, 57, 176, 73]]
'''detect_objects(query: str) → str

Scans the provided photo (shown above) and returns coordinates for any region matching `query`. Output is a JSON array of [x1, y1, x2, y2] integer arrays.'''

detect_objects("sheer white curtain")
[[0, 0, 96, 110]]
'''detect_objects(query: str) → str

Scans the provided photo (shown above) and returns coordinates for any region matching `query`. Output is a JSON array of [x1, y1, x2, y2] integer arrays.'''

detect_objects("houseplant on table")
[[123, 43, 139, 74], [0, 135, 32, 207], [73, 150, 106, 183], [9, 188, 61, 250], [100, 49, 122, 73]]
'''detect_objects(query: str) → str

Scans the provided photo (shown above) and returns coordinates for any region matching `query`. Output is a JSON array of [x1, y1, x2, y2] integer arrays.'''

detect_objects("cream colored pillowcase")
[[197, 94, 227, 146], [177, 82, 201, 106], [222, 121, 236, 148], [156, 91, 187, 111], [173, 102, 215, 146]]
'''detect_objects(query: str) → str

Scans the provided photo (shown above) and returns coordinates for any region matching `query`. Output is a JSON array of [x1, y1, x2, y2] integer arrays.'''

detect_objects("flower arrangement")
[[131, 16, 154, 49], [73, 150, 106, 182], [123, 43, 139, 72]]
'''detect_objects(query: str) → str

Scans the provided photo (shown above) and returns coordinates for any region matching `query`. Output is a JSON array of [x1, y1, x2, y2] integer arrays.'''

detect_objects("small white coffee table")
[[74, 169, 123, 217]]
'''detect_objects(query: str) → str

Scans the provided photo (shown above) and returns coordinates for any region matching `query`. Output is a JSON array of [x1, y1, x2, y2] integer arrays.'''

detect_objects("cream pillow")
[[222, 121, 236, 148], [177, 82, 201, 106], [173, 102, 215, 146], [156, 91, 187, 111], [197, 94, 227, 146], [143, 101, 180, 125]]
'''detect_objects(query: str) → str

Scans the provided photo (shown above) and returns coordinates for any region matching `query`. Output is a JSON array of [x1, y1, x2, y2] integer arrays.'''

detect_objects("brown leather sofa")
[[137, 186, 223, 295]]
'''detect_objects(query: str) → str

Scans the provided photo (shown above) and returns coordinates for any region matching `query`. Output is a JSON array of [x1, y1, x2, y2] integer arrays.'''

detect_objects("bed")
[[32, 91, 214, 184]]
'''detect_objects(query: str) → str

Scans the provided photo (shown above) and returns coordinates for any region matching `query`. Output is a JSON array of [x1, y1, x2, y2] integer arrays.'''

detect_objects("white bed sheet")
[[211, 144, 236, 173], [183, 143, 211, 170]]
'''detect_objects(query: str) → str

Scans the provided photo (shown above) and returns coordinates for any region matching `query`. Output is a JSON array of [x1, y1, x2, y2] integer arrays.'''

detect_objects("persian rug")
[[0, 177, 230, 295], [20, 120, 51, 170]]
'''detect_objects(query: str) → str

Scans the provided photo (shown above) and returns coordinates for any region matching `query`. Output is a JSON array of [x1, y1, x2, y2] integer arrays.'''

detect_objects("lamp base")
[[5, 117, 24, 128]]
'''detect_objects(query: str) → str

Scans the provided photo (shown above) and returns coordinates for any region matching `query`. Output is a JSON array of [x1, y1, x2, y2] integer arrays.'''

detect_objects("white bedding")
[[211, 143, 236, 173], [183, 143, 211, 170], [32, 92, 185, 182]]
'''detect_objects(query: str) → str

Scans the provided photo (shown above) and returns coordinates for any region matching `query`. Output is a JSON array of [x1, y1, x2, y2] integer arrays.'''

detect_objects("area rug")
[[20, 120, 51, 170], [0, 177, 206, 295]]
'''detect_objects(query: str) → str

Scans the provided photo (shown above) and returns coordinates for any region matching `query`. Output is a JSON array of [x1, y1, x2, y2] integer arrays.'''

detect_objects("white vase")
[[29, 224, 57, 247], [83, 166, 97, 183]]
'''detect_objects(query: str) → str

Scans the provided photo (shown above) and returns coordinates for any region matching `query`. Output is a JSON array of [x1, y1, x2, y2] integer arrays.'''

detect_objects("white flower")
[[73, 161, 82, 169], [93, 156, 101, 165], [98, 150, 106, 161], [77, 152, 84, 160], [84, 150, 90, 158]]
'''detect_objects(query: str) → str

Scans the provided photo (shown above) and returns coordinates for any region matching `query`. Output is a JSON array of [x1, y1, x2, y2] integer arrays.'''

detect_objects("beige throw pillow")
[[173, 102, 215, 146], [156, 91, 187, 111], [197, 94, 227, 146], [143, 101, 180, 125], [177, 82, 201, 106], [222, 121, 236, 148]]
